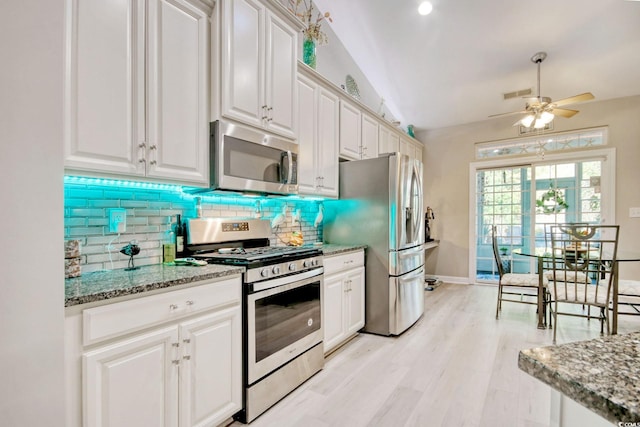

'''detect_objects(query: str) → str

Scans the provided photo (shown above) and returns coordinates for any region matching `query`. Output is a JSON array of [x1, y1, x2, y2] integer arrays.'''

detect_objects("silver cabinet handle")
[[183, 338, 191, 344], [183, 355, 191, 360], [172, 342, 179, 347], [169, 304, 178, 310], [172, 360, 180, 365], [138, 142, 146, 148], [138, 158, 146, 164], [149, 160, 157, 165], [186, 300, 194, 306], [149, 144, 157, 150]]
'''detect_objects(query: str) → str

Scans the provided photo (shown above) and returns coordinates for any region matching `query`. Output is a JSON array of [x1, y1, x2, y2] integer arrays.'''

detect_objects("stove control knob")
[[312, 259, 319, 266], [260, 268, 269, 278], [272, 266, 281, 275], [288, 263, 296, 271], [303, 260, 311, 268]]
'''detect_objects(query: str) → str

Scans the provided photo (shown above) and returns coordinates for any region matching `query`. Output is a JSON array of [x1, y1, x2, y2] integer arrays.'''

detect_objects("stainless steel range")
[[186, 218, 324, 423]]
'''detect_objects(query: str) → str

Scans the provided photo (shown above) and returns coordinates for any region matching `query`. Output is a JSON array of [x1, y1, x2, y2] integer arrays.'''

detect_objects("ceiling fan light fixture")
[[520, 114, 535, 127], [539, 111, 554, 125]]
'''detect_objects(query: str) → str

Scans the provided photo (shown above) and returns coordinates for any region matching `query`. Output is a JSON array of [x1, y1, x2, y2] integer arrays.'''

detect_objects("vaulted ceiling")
[[313, 0, 640, 131]]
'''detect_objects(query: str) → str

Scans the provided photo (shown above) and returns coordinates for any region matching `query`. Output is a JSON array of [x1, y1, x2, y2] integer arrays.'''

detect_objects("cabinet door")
[[264, 10, 297, 139], [64, 0, 145, 176], [146, 0, 210, 185], [83, 326, 179, 427], [221, 0, 264, 128], [179, 306, 242, 427], [316, 87, 339, 197], [346, 267, 365, 336], [379, 125, 399, 154], [414, 143, 423, 163], [296, 75, 317, 194], [361, 112, 379, 159], [323, 273, 346, 354], [400, 137, 413, 158], [339, 100, 362, 160]]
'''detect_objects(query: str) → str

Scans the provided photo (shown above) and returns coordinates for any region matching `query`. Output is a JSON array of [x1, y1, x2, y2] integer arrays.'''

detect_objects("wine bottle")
[[176, 214, 185, 256], [162, 217, 176, 264]]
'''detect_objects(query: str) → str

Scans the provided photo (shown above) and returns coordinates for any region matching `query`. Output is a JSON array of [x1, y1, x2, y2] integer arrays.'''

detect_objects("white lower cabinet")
[[323, 250, 365, 354], [84, 326, 180, 427], [68, 276, 242, 427]]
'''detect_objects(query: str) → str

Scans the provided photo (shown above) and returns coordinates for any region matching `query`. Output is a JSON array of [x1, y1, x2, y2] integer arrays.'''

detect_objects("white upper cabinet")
[[361, 112, 379, 159], [146, 0, 210, 183], [339, 100, 383, 160], [221, 0, 298, 139], [379, 124, 400, 155], [64, 0, 211, 185], [297, 72, 339, 197], [339, 99, 362, 160]]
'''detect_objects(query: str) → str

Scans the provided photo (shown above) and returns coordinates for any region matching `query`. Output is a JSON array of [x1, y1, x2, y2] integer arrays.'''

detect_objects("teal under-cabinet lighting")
[[64, 175, 183, 192]]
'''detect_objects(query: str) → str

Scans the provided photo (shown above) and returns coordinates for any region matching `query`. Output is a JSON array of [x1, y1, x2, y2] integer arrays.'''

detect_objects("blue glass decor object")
[[407, 124, 415, 138], [303, 37, 316, 69]]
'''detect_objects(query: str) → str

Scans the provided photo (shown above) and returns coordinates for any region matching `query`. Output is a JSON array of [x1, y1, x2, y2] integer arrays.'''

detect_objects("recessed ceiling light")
[[418, 1, 433, 15]]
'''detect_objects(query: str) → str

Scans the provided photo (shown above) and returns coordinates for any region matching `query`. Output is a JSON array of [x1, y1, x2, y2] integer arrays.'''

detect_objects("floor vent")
[[503, 88, 532, 100]]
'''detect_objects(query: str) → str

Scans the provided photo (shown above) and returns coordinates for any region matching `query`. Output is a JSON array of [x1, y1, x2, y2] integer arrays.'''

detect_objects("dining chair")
[[542, 223, 589, 284], [615, 280, 640, 316], [492, 225, 549, 320], [548, 224, 620, 343]]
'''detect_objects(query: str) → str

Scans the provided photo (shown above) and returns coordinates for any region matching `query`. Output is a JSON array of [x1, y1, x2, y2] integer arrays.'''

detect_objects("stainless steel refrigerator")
[[324, 153, 425, 336]]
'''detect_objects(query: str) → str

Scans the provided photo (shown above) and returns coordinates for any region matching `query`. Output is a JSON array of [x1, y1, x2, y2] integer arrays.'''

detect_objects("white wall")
[[0, 1, 66, 425], [418, 95, 640, 282]]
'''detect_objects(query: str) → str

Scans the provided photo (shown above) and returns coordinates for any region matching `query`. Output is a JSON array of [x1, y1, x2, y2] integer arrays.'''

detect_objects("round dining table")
[[514, 249, 640, 333]]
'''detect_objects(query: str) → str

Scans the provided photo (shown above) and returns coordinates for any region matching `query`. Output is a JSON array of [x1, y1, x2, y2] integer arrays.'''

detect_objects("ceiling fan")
[[490, 52, 595, 129]]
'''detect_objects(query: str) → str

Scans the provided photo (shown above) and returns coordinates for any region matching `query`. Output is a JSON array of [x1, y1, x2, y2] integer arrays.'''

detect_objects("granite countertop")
[[518, 332, 640, 423], [65, 264, 244, 307], [314, 244, 367, 256]]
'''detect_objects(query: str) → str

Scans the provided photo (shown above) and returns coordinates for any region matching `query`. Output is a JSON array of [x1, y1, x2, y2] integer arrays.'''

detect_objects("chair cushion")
[[617, 280, 640, 295], [550, 283, 609, 305], [501, 273, 548, 287], [544, 270, 589, 283]]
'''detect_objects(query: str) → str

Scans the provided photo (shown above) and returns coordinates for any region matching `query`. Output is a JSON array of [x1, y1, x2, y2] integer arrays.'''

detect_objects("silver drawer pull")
[[169, 304, 179, 310], [172, 360, 180, 365], [186, 300, 194, 306], [183, 355, 191, 361], [183, 338, 191, 344], [172, 342, 179, 347]]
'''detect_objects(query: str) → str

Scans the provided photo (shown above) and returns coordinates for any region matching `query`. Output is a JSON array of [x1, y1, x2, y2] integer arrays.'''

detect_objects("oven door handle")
[[251, 267, 324, 293]]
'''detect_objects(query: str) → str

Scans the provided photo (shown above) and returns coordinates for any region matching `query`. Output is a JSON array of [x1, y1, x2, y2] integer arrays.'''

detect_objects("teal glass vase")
[[303, 37, 317, 69]]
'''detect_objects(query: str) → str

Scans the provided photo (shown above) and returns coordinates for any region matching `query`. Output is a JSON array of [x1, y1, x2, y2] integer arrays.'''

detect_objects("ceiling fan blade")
[[550, 107, 579, 118], [552, 92, 594, 107], [489, 110, 528, 118]]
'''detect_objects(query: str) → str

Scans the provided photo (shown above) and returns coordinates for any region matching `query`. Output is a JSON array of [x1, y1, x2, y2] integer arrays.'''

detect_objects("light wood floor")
[[231, 283, 640, 427]]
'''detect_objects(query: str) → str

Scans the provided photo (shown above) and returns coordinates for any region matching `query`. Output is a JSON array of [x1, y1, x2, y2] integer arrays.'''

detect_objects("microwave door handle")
[[284, 150, 293, 184]]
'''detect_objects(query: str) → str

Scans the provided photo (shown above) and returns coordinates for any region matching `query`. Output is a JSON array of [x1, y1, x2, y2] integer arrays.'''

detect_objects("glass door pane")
[[475, 166, 531, 281], [474, 159, 604, 282]]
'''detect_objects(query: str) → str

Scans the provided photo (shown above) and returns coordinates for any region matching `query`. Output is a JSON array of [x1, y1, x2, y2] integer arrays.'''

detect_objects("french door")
[[473, 153, 612, 282]]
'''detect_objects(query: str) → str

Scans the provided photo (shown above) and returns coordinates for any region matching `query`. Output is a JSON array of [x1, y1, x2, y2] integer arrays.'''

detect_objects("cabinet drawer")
[[324, 250, 364, 275], [83, 277, 241, 346]]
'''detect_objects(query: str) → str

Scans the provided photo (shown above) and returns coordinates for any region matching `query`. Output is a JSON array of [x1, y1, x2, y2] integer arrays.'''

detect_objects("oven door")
[[212, 120, 298, 195], [247, 268, 323, 384]]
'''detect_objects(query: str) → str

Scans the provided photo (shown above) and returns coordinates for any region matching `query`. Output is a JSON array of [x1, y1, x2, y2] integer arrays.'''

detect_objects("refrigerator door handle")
[[399, 266, 425, 283]]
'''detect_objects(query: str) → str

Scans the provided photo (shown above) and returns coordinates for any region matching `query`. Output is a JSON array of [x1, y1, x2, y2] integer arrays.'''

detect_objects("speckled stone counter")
[[518, 332, 640, 423], [65, 264, 244, 307], [315, 244, 367, 256]]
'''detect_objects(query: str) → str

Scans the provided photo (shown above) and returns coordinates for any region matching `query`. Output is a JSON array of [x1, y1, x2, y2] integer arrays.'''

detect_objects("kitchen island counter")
[[518, 331, 640, 424], [65, 263, 244, 307]]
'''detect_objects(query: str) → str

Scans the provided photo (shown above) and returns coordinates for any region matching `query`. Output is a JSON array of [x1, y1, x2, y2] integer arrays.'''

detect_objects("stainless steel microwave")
[[207, 120, 298, 195]]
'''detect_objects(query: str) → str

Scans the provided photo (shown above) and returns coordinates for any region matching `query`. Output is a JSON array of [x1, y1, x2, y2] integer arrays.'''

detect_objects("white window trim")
[[468, 147, 616, 282]]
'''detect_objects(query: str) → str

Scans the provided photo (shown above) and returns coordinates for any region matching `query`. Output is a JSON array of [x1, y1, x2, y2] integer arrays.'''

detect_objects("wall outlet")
[[630, 207, 640, 218], [108, 208, 127, 233]]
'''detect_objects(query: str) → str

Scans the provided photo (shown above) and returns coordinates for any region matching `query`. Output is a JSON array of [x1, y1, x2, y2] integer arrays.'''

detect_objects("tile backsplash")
[[64, 179, 324, 274]]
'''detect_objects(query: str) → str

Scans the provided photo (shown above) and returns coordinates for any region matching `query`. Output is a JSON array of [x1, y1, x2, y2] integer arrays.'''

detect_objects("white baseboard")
[[428, 275, 471, 285]]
